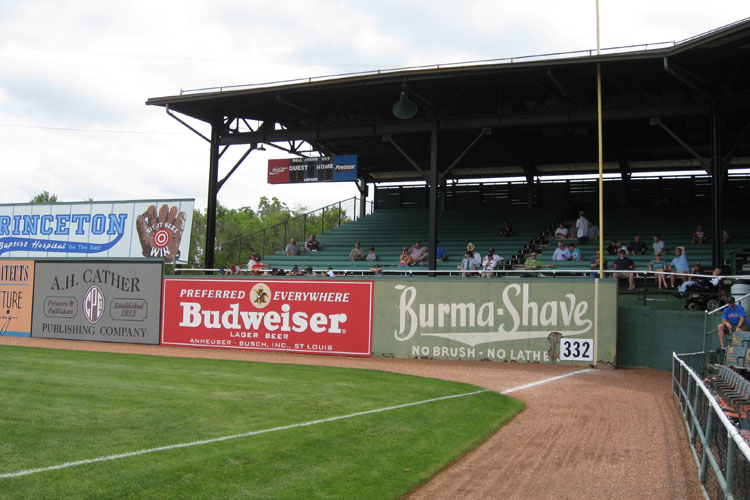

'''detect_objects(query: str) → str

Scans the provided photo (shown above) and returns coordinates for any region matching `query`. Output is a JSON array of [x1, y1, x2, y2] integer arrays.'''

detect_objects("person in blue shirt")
[[718, 296, 746, 348], [668, 246, 689, 288], [435, 240, 447, 262]]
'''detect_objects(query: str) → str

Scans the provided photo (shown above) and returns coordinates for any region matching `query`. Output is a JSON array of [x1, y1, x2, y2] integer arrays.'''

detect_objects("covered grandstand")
[[147, 18, 750, 273]]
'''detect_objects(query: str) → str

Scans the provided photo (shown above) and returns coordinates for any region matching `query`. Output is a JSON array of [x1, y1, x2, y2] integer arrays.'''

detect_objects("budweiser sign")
[[161, 278, 373, 356]]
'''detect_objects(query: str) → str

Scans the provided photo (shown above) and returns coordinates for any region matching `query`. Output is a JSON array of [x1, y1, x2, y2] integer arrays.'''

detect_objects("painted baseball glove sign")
[[161, 278, 374, 356], [136, 204, 187, 264], [0, 199, 193, 263]]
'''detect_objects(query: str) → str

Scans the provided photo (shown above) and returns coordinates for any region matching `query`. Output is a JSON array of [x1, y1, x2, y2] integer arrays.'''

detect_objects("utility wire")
[[0, 122, 189, 135]]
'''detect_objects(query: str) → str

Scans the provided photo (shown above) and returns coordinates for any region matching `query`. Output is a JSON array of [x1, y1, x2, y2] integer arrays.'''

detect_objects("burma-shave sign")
[[0, 259, 34, 337], [161, 278, 374, 356], [267, 155, 357, 184], [0, 199, 194, 264], [32, 260, 163, 344], [373, 279, 617, 364]]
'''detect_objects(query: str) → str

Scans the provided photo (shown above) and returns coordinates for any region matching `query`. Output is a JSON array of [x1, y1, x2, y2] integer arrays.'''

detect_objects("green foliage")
[[29, 191, 59, 203], [188, 197, 353, 269], [0, 345, 523, 500]]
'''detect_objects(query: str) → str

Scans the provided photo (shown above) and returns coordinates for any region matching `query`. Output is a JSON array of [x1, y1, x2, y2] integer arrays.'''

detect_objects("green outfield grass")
[[0, 345, 523, 500]]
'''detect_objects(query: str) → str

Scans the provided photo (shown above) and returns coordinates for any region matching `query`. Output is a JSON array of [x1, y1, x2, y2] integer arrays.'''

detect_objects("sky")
[[1, 1, 748, 214]]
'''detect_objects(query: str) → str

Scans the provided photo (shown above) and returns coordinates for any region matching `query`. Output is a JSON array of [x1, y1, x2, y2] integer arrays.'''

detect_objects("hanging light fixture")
[[392, 91, 417, 120]]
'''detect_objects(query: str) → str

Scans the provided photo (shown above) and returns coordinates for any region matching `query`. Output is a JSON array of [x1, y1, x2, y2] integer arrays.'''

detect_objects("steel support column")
[[428, 119, 439, 273], [205, 121, 221, 272], [710, 107, 723, 268]]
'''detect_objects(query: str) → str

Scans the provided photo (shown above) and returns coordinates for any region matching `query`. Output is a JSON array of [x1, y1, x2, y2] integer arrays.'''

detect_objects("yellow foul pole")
[[596, 0, 604, 278], [594, 0, 604, 366]]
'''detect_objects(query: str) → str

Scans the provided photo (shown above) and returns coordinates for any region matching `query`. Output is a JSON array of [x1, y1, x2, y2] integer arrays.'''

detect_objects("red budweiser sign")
[[161, 278, 373, 356]]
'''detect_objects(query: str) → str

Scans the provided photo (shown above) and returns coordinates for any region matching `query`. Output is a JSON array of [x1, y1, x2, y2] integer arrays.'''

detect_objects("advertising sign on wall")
[[0, 259, 34, 337], [267, 155, 357, 184], [373, 279, 617, 364], [0, 199, 194, 264], [32, 260, 163, 344], [161, 278, 373, 356]]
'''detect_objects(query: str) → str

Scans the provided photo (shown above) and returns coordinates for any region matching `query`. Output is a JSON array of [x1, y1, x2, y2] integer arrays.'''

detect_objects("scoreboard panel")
[[268, 155, 357, 184]]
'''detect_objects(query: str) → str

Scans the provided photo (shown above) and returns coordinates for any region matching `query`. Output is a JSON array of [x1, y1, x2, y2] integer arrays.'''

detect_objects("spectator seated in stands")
[[668, 246, 689, 288], [349, 241, 365, 261], [575, 211, 591, 243], [692, 224, 707, 245], [524, 251, 554, 276], [304, 266, 314, 276], [436, 240, 447, 262], [589, 251, 607, 279], [606, 239, 620, 255], [246, 252, 265, 275], [552, 241, 571, 261], [458, 250, 480, 277], [676, 265, 715, 295], [366, 246, 377, 261], [718, 296, 746, 349], [465, 243, 482, 269], [285, 238, 300, 256], [652, 234, 665, 256], [399, 247, 410, 267], [628, 235, 647, 255], [500, 221, 514, 236], [408, 241, 427, 265], [370, 263, 383, 276], [219, 264, 240, 276], [325, 266, 335, 277], [691, 262, 705, 278], [648, 254, 668, 289], [553, 222, 569, 240], [613, 249, 636, 290], [480, 248, 504, 277], [568, 243, 582, 261], [288, 265, 303, 276], [304, 234, 323, 252]]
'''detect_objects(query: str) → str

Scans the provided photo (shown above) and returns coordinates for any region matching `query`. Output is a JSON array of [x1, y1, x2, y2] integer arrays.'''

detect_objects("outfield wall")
[[0, 259, 34, 337], [5, 264, 626, 366], [31, 260, 164, 345], [618, 306, 721, 371], [373, 278, 617, 365], [158, 276, 617, 365]]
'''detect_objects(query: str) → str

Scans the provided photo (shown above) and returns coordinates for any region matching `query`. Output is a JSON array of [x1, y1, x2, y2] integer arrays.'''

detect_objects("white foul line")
[[1, 368, 593, 479]]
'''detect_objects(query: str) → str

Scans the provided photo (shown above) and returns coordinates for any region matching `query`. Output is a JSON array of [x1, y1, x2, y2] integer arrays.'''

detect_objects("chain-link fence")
[[213, 197, 372, 269], [673, 352, 750, 500]]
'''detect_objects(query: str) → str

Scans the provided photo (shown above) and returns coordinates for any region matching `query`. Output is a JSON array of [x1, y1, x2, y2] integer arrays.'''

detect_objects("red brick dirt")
[[0, 337, 703, 500]]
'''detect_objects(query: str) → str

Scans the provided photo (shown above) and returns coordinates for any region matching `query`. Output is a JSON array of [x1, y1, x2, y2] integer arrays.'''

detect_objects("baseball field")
[[0, 337, 705, 499], [0, 344, 522, 500]]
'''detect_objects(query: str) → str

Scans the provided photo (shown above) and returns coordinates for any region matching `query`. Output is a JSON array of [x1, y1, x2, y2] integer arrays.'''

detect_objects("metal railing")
[[672, 352, 750, 500], [210, 196, 373, 268], [171, 267, 748, 284]]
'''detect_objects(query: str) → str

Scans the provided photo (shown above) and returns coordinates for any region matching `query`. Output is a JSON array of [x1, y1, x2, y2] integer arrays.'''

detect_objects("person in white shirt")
[[552, 241, 571, 261], [575, 211, 591, 243], [554, 223, 569, 240], [481, 248, 504, 277]]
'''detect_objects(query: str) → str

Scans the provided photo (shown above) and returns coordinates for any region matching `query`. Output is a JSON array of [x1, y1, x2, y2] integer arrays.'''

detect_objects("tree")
[[30, 191, 59, 203]]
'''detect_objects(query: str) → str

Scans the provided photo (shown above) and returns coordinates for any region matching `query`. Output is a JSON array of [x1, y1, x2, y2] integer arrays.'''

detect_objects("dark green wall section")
[[618, 306, 721, 371]]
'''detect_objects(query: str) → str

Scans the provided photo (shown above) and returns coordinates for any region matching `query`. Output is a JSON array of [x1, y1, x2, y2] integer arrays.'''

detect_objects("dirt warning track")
[[0, 337, 702, 500]]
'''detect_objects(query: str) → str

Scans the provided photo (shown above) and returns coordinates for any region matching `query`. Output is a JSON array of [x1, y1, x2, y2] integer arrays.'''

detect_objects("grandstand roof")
[[147, 17, 750, 183], [147, 17, 750, 269]]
